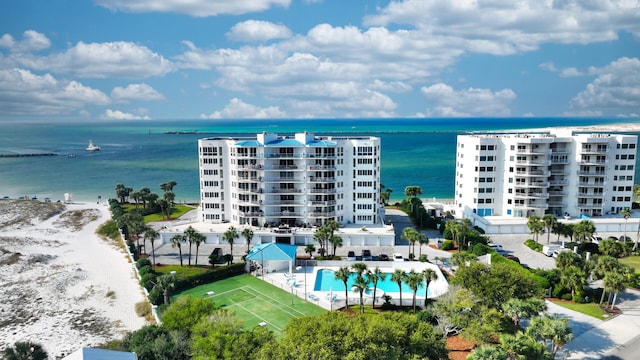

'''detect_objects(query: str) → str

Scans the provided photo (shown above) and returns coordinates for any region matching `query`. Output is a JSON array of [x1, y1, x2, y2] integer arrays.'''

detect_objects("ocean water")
[[1, 118, 639, 203]]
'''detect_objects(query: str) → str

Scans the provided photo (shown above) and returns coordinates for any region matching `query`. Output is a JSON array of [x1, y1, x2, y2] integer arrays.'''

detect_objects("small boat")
[[86, 140, 100, 151]]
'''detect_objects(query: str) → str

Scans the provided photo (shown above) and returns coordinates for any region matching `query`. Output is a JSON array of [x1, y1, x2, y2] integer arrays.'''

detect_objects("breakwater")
[[0, 153, 58, 158]]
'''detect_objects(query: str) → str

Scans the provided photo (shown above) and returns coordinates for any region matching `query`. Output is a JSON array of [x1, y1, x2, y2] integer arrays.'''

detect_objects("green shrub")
[[172, 262, 245, 292], [136, 258, 152, 269], [140, 272, 158, 290], [470, 243, 491, 256], [561, 293, 572, 301], [572, 295, 586, 303], [441, 240, 454, 251], [138, 265, 153, 277], [524, 239, 543, 252], [148, 286, 163, 305], [419, 254, 429, 262]]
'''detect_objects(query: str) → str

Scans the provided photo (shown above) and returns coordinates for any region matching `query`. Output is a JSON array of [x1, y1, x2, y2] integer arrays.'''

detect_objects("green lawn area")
[[155, 264, 212, 279], [548, 300, 609, 320], [173, 274, 326, 337], [121, 203, 195, 222], [619, 256, 640, 273]]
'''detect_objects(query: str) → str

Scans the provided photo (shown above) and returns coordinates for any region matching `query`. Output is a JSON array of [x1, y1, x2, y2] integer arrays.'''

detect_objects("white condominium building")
[[455, 130, 638, 219], [198, 132, 382, 227]]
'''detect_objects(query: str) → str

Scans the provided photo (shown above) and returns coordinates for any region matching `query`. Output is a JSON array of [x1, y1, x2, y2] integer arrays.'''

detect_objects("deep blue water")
[[0, 118, 638, 203]]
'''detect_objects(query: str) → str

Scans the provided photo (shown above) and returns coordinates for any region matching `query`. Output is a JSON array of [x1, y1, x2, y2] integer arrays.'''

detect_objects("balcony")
[[308, 165, 336, 170], [577, 171, 606, 176], [309, 211, 336, 217], [239, 211, 264, 217], [308, 188, 337, 194], [513, 202, 549, 209], [265, 211, 304, 217], [308, 200, 337, 206], [578, 181, 605, 187], [515, 170, 548, 177], [267, 188, 303, 194], [263, 176, 305, 183], [306, 153, 336, 159], [514, 181, 549, 188], [514, 192, 549, 199], [516, 159, 547, 165], [308, 177, 336, 183]]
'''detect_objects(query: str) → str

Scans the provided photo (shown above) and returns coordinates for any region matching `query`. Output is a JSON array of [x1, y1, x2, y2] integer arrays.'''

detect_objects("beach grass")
[[173, 274, 325, 337], [619, 256, 640, 273], [548, 300, 608, 320]]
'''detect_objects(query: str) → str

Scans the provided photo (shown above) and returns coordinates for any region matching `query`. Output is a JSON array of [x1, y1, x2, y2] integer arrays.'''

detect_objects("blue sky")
[[0, 0, 638, 120]]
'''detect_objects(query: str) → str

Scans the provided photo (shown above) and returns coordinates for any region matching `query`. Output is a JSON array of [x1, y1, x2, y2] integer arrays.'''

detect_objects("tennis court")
[[174, 274, 325, 336]]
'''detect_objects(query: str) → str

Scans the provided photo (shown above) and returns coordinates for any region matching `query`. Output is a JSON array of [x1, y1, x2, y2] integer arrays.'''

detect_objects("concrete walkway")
[[549, 288, 640, 359]]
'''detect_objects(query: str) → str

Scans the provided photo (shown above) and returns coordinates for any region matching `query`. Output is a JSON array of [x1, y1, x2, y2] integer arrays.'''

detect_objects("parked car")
[[619, 235, 632, 242], [209, 248, 226, 264], [488, 243, 506, 254], [346, 251, 356, 261], [552, 248, 571, 258], [378, 254, 390, 261], [393, 253, 405, 262], [542, 245, 560, 257], [361, 249, 372, 261], [502, 254, 520, 263]]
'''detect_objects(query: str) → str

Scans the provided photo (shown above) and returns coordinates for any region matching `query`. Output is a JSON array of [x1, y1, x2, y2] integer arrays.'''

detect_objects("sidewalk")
[[552, 288, 640, 359]]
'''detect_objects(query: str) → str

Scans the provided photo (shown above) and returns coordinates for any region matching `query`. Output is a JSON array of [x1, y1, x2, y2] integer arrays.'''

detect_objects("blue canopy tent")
[[245, 243, 298, 275]]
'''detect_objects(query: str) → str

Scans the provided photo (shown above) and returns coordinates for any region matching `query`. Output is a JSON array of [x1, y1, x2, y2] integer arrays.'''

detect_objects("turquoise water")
[[313, 268, 431, 297], [0, 118, 638, 202]]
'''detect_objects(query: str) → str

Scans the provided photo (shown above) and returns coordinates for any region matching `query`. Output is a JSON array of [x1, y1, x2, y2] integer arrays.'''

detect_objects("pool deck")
[[258, 261, 449, 310]]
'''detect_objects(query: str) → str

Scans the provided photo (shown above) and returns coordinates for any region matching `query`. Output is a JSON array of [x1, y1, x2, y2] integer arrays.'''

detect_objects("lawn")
[[173, 274, 326, 337], [121, 203, 195, 222], [619, 256, 640, 273], [548, 300, 609, 320], [155, 264, 212, 279]]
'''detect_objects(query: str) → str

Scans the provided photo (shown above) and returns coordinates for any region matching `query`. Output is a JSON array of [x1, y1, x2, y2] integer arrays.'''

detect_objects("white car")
[[552, 248, 571, 258], [393, 253, 405, 262]]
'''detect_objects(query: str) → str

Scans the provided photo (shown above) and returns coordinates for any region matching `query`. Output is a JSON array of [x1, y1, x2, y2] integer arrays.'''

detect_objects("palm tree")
[[334, 266, 351, 308], [304, 244, 316, 258], [572, 220, 596, 246], [241, 227, 254, 253], [417, 232, 428, 258], [170, 234, 185, 266], [406, 270, 424, 312], [527, 215, 544, 244], [527, 315, 573, 358], [313, 226, 331, 257], [422, 268, 438, 307], [402, 227, 419, 259], [3, 341, 48, 360], [367, 267, 386, 309], [192, 231, 206, 266], [603, 272, 626, 310], [542, 214, 558, 245], [621, 208, 631, 242], [560, 265, 586, 298], [391, 269, 406, 307], [115, 183, 129, 204], [353, 275, 368, 314], [184, 226, 198, 266], [143, 226, 159, 266], [155, 273, 177, 305], [329, 234, 343, 257], [222, 226, 239, 263], [457, 218, 472, 251]]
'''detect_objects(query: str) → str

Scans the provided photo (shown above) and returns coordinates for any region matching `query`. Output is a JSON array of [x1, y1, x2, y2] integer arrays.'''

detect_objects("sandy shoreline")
[[0, 200, 148, 358]]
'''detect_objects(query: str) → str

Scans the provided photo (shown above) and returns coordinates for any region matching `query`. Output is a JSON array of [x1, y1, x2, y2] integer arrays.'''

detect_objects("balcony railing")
[[309, 188, 337, 194]]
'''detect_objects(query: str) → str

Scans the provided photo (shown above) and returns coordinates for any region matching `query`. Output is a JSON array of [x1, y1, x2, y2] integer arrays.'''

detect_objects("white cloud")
[[559, 67, 584, 78], [420, 83, 516, 117], [570, 57, 640, 112], [102, 109, 151, 120], [365, 0, 640, 55], [0, 30, 50, 52], [96, 0, 291, 17], [227, 20, 292, 42], [111, 83, 165, 102], [20, 41, 174, 79], [0, 68, 110, 115], [201, 98, 286, 119]]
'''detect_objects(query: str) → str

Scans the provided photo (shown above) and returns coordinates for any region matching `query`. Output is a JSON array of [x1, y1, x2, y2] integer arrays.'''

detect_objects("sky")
[[0, 0, 639, 121]]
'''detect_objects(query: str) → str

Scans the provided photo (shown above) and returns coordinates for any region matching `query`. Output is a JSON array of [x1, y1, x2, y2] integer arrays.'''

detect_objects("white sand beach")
[[0, 200, 147, 358]]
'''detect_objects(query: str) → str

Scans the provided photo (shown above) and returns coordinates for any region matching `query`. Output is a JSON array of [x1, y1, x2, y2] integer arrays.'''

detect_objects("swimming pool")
[[313, 268, 431, 297]]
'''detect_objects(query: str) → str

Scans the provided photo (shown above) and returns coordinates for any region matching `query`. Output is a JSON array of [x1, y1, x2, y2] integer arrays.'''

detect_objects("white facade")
[[198, 132, 382, 228], [455, 130, 637, 219]]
